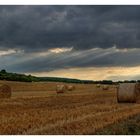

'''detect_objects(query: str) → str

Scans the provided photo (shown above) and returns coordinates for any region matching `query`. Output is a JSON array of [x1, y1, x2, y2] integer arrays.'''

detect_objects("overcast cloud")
[[0, 5, 140, 80]]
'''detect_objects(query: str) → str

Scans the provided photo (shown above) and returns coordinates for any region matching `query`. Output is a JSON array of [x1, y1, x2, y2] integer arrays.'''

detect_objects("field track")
[[0, 81, 140, 134]]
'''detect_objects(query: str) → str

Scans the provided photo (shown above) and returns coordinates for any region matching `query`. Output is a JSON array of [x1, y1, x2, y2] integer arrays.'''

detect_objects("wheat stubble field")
[[0, 81, 140, 135]]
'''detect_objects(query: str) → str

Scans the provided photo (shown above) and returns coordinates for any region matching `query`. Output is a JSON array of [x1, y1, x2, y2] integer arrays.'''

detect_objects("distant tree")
[[101, 80, 113, 85], [0, 69, 7, 74], [129, 80, 136, 83]]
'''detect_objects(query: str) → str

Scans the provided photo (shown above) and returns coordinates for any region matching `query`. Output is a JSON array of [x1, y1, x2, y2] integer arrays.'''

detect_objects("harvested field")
[[95, 113, 140, 135], [0, 80, 140, 135]]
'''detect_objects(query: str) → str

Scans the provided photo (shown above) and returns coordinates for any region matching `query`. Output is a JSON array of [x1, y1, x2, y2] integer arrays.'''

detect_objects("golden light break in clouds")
[[30, 66, 140, 81]]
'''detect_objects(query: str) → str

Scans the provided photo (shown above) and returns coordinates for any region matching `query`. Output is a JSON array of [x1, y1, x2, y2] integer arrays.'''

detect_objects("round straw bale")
[[102, 85, 109, 90], [67, 85, 75, 91], [114, 85, 119, 90], [136, 83, 140, 93], [96, 84, 101, 88], [115, 85, 119, 88], [0, 84, 12, 98], [56, 84, 66, 94], [117, 83, 137, 103]]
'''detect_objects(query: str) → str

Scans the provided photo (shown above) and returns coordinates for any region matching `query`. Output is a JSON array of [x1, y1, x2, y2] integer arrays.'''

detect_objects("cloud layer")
[[0, 5, 140, 80], [0, 6, 140, 51]]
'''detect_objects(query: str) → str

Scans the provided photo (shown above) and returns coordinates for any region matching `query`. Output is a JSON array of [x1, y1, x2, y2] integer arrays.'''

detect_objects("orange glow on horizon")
[[27, 66, 140, 81]]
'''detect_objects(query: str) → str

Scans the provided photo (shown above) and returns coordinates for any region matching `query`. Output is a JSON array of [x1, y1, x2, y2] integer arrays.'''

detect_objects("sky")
[[0, 5, 140, 81]]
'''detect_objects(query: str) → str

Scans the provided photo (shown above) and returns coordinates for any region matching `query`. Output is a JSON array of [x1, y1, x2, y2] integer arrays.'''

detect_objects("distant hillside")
[[0, 69, 94, 83], [0, 69, 39, 82], [38, 77, 94, 84], [0, 69, 138, 84]]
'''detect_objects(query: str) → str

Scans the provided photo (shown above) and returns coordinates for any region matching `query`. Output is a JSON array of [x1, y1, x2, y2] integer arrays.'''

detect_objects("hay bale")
[[102, 85, 109, 90], [115, 85, 119, 88], [0, 84, 11, 98], [96, 84, 101, 88], [67, 85, 75, 91], [114, 85, 119, 90], [56, 84, 66, 94], [117, 83, 138, 103], [136, 83, 140, 93]]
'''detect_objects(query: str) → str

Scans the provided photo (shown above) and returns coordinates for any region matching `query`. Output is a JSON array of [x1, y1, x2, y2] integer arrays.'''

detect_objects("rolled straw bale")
[[0, 84, 12, 98], [117, 83, 138, 103], [114, 85, 119, 90], [136, 83, 140, 94], [96, 84, 101, 88], [56, 84, 66, 94], [102, 85, 109, 90], [67, 85, 75, 91], [115, 85, 119, 88]]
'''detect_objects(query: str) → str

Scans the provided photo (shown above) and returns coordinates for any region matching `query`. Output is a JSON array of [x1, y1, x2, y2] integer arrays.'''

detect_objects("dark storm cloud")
[[1, 5, 140, 75], [3, 47, 140, 73], [0, 5, 140, 52]]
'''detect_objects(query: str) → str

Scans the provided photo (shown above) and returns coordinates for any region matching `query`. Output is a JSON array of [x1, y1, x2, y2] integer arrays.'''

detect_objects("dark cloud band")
[[0, 5, 140, 79], [0, 6, 140, 52]]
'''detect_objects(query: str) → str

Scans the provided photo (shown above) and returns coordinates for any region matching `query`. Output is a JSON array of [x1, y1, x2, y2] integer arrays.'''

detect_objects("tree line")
[[0, 69, 139, 84]]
